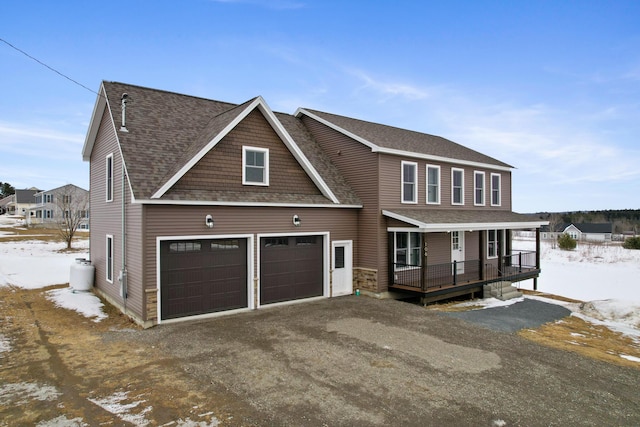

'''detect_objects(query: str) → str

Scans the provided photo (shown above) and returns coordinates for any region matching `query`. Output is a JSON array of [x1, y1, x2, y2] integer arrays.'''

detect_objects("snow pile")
[[46, 288, 107, 323]]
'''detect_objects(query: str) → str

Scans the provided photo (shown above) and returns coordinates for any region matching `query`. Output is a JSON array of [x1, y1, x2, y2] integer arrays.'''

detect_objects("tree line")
[[536, 209, 640, 234]]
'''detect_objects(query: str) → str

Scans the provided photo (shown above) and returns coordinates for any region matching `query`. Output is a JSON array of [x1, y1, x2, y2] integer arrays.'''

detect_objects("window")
[[426, 165, 440, 204], [491, 173, 501, 206], [334, 246, 345, 269], [62, 195, 71, 204], [211, 239, 240, 250], [296, 236, 317, 246], [106, 153, 114, 202], [488, 230, 498, 258], [169, 241, 202, 252], [264, 237, 288, 247], [401, 161, 417, 203], [395, 232, 421, 267], [243, 146, 269, 186], [106, 235, 114, 283], [452, 168, 464, 205], [474, 171, 485, 206], [45, 194, 53, 203]]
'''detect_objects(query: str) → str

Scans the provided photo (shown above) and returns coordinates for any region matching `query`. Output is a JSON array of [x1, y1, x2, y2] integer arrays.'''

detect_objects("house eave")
[[133, 198, 362, 209], [81, 82, 107, 162]]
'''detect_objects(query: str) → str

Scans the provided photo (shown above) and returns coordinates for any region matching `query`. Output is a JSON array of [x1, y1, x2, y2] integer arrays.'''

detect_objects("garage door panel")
[[260, 235, 323, 305], [161, 238, 248, 320]]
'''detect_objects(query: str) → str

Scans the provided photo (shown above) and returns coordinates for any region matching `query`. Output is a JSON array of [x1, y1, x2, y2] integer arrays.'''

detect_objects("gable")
[[165, 109, 322, 200]]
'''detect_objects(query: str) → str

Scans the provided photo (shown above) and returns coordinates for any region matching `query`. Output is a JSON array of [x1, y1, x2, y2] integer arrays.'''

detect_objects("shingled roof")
[[297, 108, 513, 169], [86, 82, 361, 206]]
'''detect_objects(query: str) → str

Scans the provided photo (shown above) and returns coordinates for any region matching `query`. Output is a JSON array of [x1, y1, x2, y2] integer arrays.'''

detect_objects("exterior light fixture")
[[205, 214, 214, 228], [292, 214, 301, 227]]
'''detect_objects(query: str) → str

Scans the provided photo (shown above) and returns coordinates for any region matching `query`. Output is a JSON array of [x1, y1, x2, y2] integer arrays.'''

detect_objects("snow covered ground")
[[1, 214, 638, 351]]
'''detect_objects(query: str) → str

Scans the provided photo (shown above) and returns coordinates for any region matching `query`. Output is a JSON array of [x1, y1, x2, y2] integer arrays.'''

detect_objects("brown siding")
[[142, 205, 358, 316], [300, 116, 380, 275], [168, 110, 321, 196], [425, 233, 451, 265]]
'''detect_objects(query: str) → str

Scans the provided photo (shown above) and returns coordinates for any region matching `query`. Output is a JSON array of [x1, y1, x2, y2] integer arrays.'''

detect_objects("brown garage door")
[[260, 235, 323, 305], [160, 238, 247, 320]]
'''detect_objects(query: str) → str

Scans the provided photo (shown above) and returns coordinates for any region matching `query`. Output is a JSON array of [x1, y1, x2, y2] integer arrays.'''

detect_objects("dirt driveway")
[[1, 285, 639, 426]]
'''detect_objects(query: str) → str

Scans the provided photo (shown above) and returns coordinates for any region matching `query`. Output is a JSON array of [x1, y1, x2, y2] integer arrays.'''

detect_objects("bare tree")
[[53, 185, 89, 249], [547, 213, 563, 249]]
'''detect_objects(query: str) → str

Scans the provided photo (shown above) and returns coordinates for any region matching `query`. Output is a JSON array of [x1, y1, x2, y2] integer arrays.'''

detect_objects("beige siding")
[[142, 205, 358, 312], [301, 116, 380, 272], [167, 110, 321, 197]]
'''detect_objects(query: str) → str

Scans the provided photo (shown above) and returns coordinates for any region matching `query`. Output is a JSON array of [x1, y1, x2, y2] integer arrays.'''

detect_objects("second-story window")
[[452, 168, 464, 205], [426, 165, 440, 204], [243, 146, 269, 186], [474, 171, 485, 206], [491, 173, 501, 206], [106, 153, 114, 202], [401, 161, 417, 203]]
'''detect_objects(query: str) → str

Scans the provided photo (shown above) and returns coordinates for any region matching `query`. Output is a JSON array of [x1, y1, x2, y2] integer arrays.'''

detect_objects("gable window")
[[474, 171, 485, 206], [401, 161, 417, 203], [491, 173, 501, 206], [106, 235, 114, 283], [488, 230, 499, 258], [243, 146, 269, 186], [45, 194, 53, 203], [106, 153, 114, 202], [426, 165, 440, 204], [395, 231, 421, 267], [452, 168, 464, 205]]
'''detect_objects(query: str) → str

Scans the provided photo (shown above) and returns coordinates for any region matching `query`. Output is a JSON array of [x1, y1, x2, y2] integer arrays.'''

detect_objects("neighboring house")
[[541, 223, 613, 243], [82, 81, 547, 327], [0, 195, 12, 214], [5, 188, 40, 216], [26, 184, 90, 229]]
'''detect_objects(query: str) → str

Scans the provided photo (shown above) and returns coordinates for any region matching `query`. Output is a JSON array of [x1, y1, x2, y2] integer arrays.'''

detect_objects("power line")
[[0, 37, 101, 96]]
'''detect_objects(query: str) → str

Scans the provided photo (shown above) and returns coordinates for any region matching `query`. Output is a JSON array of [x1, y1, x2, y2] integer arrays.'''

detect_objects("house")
[[26, 184, 90, 230], [541, 223, 612, 243], [82, 81, 548, 327], [4, 188, 40, 217], [0, 195, 12, 214]]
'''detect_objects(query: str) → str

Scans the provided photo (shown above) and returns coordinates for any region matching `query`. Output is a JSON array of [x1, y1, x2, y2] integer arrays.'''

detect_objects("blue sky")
[[1, 0, 638, 213]]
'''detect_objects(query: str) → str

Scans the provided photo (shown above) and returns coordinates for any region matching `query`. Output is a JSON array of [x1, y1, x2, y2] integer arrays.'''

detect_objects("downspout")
[[120, 162, 128, 309]]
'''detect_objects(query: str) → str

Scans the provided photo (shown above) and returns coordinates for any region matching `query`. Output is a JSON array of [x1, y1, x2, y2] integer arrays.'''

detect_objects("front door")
[[331, 240, 353, 296], [451, 231, 465, 274]]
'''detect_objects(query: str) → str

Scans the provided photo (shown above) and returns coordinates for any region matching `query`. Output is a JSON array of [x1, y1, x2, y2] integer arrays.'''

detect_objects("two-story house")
[[82, 81, 547, 327], [26, 184, 90, 229]]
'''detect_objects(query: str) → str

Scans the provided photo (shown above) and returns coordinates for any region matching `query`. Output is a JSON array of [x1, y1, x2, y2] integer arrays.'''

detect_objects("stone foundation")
[[145, 288, 158, 323]]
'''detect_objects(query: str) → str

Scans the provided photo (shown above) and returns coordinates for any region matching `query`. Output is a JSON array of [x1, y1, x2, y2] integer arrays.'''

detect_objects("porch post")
[[421, 232, 427, 291], [479, 230, 486, 280], [535, 228, 541, 291]]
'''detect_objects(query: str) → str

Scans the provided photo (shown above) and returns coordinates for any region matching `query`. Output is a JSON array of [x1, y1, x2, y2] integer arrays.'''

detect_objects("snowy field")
[[1, 214, 638, 352]]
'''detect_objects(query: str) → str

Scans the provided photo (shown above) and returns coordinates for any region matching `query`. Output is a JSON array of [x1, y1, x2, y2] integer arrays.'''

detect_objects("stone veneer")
[[145, 288, 158, 322], [354, 267, 378, 292]]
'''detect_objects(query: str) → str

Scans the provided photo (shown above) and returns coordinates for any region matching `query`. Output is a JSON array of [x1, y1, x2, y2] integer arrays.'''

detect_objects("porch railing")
[[391, 251, 538, 292]]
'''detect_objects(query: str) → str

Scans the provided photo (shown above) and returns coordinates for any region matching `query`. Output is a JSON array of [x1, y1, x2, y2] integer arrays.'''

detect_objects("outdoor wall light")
[[205, 214, 214, 228], [292, 214, 301, 227]]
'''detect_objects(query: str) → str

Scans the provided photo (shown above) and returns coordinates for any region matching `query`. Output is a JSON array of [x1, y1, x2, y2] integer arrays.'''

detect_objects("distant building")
[[26, 184, 89, 230], [541, 223, 612, 243], [4, 188, 40, 216]]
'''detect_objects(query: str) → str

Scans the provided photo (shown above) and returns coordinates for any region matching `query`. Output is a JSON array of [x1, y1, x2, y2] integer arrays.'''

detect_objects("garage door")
[[260, 235, 323, 305], [160, 238, 247, 320]]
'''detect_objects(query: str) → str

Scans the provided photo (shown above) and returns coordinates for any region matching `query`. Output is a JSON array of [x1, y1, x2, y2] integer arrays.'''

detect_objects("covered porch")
[[383, 209, 548, 302]]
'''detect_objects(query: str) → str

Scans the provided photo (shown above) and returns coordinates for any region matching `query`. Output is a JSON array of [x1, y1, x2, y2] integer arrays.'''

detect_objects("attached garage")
[[260, 235, 324, 305], [160, 238, 248, 320]]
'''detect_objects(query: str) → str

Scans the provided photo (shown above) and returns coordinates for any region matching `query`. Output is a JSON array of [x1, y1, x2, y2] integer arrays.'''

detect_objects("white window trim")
[[106, 234, 114, 283], [487, 229, 498, 259], [401, 161, 418, 204], [242, 146, 269, 186], [491, 173, 501, 206], [426, 164, 441, 205], [106, 153, 114, 202], [474, 171, 485, 206], [451, 168, 465, 206], [394, 231, 421, 269]]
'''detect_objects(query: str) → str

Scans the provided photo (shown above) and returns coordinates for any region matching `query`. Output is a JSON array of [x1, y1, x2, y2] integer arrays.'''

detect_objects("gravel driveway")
[[134, 296, 639, 426]]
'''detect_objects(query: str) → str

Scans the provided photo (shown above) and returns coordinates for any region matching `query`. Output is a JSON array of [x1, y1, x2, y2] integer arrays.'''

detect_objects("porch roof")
[[383, 209, 549, 232]]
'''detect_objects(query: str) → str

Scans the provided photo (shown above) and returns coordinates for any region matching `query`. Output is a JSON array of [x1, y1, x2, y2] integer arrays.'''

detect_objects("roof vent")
[[120, 93, 129, 133]]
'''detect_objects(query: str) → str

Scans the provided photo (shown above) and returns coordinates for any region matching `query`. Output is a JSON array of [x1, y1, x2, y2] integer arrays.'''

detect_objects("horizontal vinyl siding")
[[89, 108, 125, 307], [301, 116, 379, 271], [124, 201, 144, 319], [143, 205, 358, 301]]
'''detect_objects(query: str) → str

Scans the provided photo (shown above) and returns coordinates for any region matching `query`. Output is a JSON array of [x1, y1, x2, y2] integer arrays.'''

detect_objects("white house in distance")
[[541, 223, 613, 243], [26, 184, 90, 230]]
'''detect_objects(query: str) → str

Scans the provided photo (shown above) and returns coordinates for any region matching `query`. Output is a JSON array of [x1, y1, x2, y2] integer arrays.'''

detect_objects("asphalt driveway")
[[129, 296, 639, 426]]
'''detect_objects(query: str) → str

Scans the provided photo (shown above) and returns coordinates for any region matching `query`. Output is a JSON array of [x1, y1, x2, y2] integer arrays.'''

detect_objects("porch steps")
[[483, 281, 523, 301]]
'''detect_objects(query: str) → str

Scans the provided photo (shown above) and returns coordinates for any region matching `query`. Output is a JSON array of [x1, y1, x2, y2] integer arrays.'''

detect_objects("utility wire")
[[0, 37, 101, 96]]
